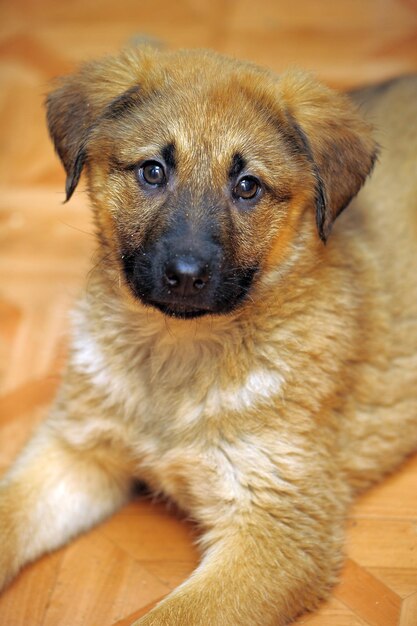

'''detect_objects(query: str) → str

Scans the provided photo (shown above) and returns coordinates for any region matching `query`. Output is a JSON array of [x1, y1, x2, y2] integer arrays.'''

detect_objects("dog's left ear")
[[278, 71, 378, 241]]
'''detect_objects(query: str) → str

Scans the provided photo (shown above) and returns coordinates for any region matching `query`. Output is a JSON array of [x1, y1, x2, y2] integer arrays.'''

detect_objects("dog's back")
[[350, 76, 417, 345], [337, 77, 417, 486]]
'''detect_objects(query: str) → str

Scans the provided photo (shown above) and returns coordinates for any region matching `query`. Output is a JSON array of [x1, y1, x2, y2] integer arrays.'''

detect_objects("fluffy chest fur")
[[69, 291, 291, 433]]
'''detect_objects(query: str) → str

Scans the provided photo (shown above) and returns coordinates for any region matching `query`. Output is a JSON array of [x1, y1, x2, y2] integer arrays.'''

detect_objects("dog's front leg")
[[134, 451, 348, 626], [134, 515, 344, 626], [0, 400, 132, 592]]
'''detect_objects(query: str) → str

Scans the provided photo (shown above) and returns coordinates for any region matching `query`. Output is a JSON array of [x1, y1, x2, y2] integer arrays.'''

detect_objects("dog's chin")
[[130, 289, 248, 319], [149, 301, 214, 320]]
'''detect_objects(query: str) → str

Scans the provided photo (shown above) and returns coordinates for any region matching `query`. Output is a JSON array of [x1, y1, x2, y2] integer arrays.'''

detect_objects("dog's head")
[[47, 47, 377, 319]]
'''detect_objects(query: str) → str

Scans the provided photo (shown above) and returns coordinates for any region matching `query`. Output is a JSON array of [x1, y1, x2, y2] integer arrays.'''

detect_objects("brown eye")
[[233, 176, 261, 201], [139, 161, 166, 187]]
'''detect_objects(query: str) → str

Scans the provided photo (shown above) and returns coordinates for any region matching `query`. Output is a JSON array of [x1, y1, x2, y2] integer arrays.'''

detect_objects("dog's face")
[[47, 48, 376, 318]]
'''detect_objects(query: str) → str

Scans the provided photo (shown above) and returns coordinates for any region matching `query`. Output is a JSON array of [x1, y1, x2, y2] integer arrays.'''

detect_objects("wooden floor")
[[1, 0, 417, 624]]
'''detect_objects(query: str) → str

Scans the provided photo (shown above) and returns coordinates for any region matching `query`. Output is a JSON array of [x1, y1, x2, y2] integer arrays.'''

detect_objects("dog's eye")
[[233, 176, 261, 201], [139, 161, 166, 187]]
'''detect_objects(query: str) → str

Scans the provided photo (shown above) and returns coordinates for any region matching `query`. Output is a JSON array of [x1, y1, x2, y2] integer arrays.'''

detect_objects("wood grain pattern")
[[1, 0, 417, 624]]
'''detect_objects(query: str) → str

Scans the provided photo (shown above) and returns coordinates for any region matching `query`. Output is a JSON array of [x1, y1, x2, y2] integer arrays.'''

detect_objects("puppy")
[[0, 46, 416, 625]]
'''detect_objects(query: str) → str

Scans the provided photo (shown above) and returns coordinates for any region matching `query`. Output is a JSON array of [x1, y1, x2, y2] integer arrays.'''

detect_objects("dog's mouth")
[[125, 276, 222, 319], [148, 300, 214, 319], [121, 246, 259, 320]]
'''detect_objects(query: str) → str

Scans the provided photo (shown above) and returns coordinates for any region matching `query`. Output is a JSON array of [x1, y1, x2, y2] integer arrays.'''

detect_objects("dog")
[[0, 45, 416, 625]]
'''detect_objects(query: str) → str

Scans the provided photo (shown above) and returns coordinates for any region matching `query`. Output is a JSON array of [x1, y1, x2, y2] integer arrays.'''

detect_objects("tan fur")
[[0, 47, 416, 625]]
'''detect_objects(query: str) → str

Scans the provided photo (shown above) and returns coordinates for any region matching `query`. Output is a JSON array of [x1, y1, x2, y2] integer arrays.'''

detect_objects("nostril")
[[193, 278, 206, 290], [165, 272, 180, 287]]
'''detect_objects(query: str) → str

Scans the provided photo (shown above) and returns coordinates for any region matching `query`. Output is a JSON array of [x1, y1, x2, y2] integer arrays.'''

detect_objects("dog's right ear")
[[46, 49, 152, 201], [46, 72, 92, 201]]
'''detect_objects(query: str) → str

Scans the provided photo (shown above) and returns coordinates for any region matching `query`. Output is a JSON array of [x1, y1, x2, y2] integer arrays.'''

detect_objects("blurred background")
[[0, 1, 417, 625]]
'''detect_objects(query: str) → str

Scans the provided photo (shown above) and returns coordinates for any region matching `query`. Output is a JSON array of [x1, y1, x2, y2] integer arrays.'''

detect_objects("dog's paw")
[[130, 592, 211, 626], [130, 591, 256, 626], [132, 607, 191, 626]]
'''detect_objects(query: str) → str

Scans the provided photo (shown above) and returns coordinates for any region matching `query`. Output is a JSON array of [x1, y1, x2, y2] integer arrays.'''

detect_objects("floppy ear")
[[278, 71, 378, 241], [46, 48, 152, 201]]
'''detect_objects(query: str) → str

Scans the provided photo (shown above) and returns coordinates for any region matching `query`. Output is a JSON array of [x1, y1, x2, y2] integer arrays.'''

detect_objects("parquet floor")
[[1, 1, 417, 624]]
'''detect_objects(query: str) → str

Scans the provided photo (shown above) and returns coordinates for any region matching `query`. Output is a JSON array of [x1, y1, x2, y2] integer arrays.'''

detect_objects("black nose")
[[164, 257, 210, 297]]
